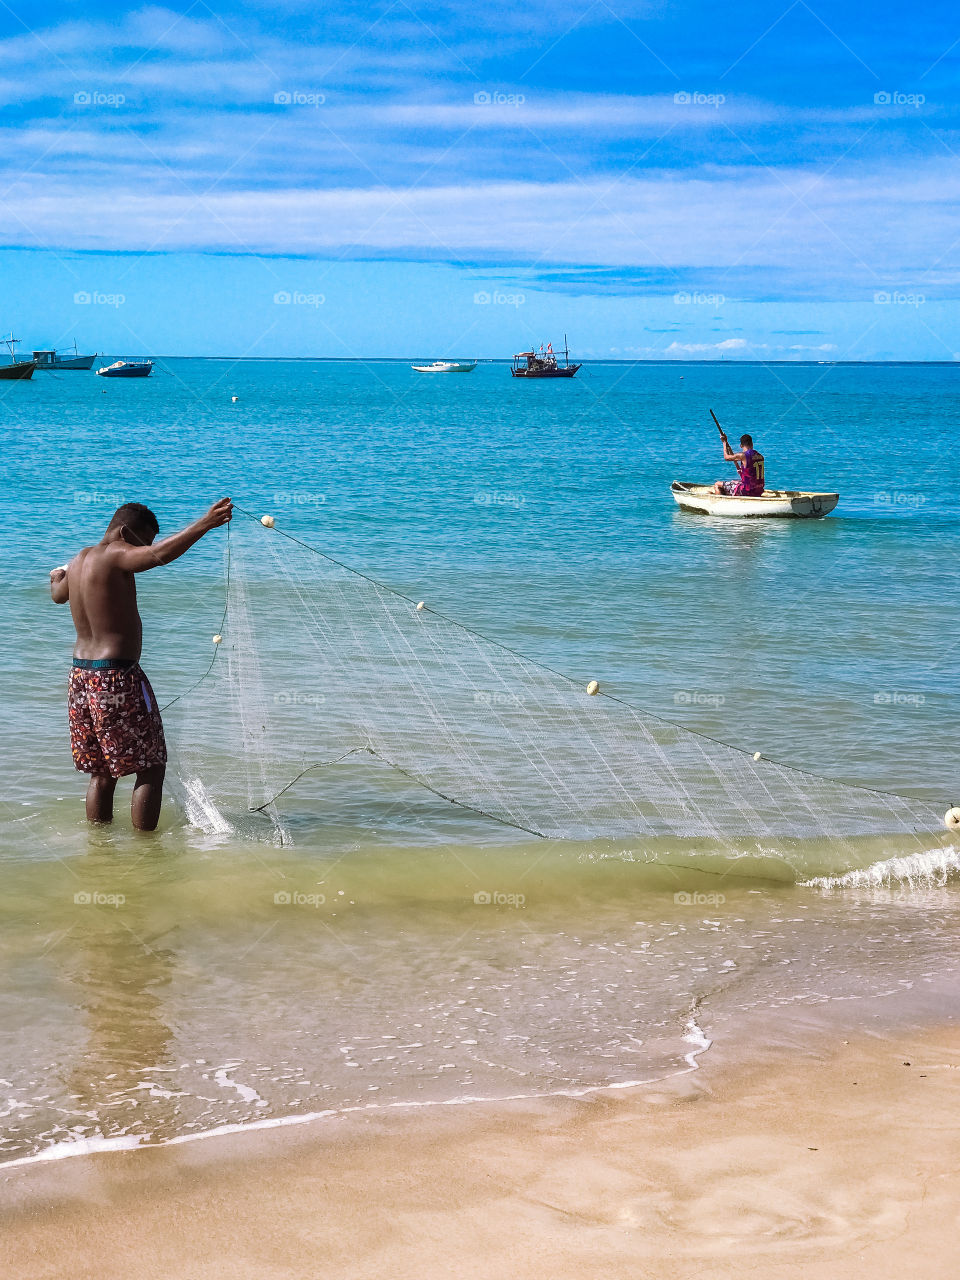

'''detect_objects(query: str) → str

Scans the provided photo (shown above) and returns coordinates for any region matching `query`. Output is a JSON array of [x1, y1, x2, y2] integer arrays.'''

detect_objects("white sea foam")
[[802, 845, 960, 890], [182, 778, 233, 835], [213, 1065, 267, 1107], [0, 1038, 717, 1173], [0, 1132, 146, 1169], [681, 1014, 713, 1068]]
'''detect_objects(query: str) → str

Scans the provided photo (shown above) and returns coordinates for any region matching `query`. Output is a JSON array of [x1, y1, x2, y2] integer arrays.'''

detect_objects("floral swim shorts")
[[68, 659, 167, 778]]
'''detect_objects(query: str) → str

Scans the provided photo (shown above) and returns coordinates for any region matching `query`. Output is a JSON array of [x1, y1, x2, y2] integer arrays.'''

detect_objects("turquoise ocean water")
[[2, 357, 959, 1165]]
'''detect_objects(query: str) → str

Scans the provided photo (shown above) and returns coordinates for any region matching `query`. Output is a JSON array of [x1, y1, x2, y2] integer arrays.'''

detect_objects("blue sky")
[[2, 0, 959, 358]]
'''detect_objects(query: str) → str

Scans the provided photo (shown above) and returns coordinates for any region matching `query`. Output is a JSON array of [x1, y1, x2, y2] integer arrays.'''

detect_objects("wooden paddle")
[[710, 409, 738, 490], [710, 408, 733, 461]]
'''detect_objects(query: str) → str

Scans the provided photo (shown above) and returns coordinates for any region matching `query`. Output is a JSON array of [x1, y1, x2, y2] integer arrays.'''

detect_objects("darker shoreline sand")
[[3, 1022, 960, 1279]]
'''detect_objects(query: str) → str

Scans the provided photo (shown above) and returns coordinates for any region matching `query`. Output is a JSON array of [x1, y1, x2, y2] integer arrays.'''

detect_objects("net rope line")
[[163, 506, 939, 847]]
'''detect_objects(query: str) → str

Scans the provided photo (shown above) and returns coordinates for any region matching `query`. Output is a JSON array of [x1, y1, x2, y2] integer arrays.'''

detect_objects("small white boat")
[[96, 359, 153, 378], [671, 481, 839, 518], [411, 360, 476, 373]]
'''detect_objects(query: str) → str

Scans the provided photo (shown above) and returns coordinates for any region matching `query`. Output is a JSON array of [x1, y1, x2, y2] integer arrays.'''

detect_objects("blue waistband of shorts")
[[72, 657, 137, 670]]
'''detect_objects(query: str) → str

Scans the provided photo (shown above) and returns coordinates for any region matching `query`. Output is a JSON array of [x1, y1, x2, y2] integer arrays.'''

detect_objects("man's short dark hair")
[[108, 502, 159, 537], [740, 434, 753, 448]]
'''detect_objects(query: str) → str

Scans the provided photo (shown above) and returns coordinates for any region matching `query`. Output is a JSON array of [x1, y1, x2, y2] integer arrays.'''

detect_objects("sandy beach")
[[6, 0, 960, 1272], [3, 1022, 959, 1279]]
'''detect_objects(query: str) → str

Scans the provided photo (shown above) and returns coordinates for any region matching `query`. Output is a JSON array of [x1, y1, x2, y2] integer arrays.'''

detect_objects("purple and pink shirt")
[[732, 448, 765, 496]]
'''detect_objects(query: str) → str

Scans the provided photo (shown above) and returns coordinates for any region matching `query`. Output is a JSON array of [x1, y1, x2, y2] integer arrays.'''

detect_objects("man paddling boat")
[[713, 432, 765, 496]]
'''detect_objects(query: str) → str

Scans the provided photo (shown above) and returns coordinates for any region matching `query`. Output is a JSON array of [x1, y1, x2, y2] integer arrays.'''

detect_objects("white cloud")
[[0, 9, 955, 301], [661, 338, 747, 353], [622, 338, 841, 358], [2, 168, 958, 299]]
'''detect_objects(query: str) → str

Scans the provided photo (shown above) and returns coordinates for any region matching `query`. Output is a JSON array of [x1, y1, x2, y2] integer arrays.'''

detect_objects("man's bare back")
[[50, 498, 232, 830], [66, 542, 147, 661]]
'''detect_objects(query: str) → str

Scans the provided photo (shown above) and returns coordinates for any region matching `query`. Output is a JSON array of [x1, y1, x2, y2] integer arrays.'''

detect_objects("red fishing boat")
[[510, 335, 580, 378]]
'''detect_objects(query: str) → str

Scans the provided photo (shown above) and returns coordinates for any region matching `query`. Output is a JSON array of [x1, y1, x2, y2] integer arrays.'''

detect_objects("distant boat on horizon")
[[33, 342, 97, 370], [411, 360, 477, 372], [511, 336, 580, 378], [96, 358, 154, 378], [0, 335, 37, 380]]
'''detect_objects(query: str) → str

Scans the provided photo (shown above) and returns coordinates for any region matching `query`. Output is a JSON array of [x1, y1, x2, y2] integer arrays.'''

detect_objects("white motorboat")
[[671, 481, 839, 518], [96, 358, 153, 378], [411, 360, 477, 372]]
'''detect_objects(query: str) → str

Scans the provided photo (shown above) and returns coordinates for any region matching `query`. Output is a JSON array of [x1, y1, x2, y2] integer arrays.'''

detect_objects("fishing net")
[[165, 512, 943, 849]]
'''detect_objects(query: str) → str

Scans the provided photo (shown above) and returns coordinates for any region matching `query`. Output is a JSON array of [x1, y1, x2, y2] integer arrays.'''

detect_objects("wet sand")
[[2, 1025, 959, 1280]]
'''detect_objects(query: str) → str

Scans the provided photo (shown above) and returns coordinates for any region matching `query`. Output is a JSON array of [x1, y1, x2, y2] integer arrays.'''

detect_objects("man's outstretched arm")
[[112, 498, 233, 572]]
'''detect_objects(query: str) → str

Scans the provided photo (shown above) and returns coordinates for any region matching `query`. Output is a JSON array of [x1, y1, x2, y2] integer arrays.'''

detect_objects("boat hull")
[[671, 482, 839, 518], [511, 364, 580, 378], [37, 355, 97, 370], [0, 360, 37, 380], [96, 362, 153, 378], [411, 362, 476, 372]]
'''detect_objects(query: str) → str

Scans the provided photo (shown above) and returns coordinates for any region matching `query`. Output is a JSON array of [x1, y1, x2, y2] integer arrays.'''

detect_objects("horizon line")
[[104, 356, 960, 367]]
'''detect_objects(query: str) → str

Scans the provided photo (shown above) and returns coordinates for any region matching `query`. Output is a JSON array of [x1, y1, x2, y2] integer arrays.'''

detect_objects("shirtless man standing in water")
[[49, 498, 233, 830]]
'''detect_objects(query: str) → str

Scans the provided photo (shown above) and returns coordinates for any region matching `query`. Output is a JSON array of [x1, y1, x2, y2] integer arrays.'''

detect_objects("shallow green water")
[[2, 358, 959, 1164]]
